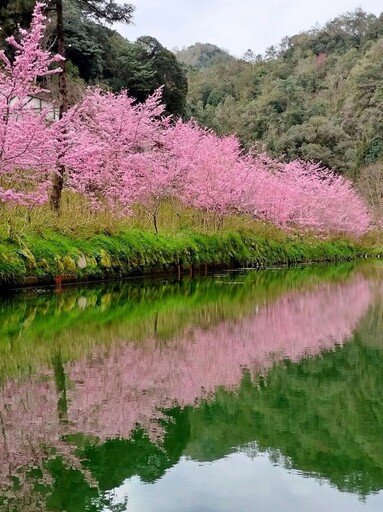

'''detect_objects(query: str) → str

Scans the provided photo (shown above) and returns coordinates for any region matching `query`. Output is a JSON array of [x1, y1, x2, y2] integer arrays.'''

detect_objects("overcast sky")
[[115, 0, 382, 57]]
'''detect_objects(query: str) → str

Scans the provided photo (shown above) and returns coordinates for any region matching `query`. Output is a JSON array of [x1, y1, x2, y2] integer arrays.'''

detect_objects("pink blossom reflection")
[[0, 274, 373, 487]]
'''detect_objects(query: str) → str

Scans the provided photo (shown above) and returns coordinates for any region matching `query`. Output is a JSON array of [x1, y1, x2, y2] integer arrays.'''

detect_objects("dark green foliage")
[[63, 4, 108, 82], [76, 0, 134, 23], [80, 408, 190, 488], [0, 0, 35, 45], [112, 36, 188, 114], [61, 5, 187, 114], [0, 0, 187, 115]]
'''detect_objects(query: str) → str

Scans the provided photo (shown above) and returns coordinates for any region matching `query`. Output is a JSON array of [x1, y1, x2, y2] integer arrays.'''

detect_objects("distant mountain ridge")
[[175, 42, 234, 68]]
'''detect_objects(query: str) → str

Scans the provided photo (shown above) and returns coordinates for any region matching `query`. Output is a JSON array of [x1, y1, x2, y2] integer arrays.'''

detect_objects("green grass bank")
[[0, 229, 382, 287]]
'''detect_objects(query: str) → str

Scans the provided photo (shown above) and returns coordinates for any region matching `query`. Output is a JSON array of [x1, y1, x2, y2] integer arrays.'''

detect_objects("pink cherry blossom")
[[0, 2, 62, 207]]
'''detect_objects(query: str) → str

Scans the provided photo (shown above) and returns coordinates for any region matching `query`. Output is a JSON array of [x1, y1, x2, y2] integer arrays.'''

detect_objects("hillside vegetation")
[[181, 9, 383, 178]]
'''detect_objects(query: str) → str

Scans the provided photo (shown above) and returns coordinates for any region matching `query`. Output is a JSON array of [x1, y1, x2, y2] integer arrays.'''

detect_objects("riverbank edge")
[[0, 230, 381, 287]]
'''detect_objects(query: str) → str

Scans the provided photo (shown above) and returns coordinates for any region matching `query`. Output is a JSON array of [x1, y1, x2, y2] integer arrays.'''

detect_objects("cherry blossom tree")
[[0, 2, 370, 236], [150, 123, 371, 236], [0, 1, 62, 207], [272, 160, 371, 236], [176, 127, 246, 218], [61, 88, 168, 216], [237, 156, 370, 236], [158, 122, 267, 228]]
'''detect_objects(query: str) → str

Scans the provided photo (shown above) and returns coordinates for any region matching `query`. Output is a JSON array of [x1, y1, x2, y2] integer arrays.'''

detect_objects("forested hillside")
[[181, 9, 383, 177]]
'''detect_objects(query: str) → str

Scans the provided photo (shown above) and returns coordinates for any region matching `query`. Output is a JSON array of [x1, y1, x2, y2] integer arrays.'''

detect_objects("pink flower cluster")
[[63, 96, 370, 235]]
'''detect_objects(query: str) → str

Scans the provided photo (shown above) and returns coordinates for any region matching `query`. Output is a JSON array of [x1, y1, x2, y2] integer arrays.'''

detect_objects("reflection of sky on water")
[[109, 453, 383, 512]]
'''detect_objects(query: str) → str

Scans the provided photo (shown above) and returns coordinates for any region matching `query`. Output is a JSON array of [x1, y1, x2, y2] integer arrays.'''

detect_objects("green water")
[[1, 262, 383, 511]]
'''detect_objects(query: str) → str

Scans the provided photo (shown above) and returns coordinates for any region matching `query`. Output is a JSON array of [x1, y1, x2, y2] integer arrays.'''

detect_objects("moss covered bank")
[[0, 230, 381, 287]]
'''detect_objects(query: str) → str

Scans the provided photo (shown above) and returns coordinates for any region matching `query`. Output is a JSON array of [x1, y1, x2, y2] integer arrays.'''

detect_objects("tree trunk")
[[52, 351, 68, 423], [153, 210, 158, 235], [50, 0, 68, 213]]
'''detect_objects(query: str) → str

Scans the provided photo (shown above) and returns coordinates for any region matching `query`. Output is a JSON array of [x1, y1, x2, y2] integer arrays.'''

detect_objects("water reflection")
[[1, 264, 383, 511]]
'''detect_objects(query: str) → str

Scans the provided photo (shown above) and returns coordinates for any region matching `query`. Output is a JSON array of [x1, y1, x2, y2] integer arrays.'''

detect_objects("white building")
[[10, 91, 59, 121]]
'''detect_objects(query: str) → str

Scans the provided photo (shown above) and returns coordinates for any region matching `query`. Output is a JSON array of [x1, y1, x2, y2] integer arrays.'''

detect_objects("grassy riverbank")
[[0, 227, 381, 287]]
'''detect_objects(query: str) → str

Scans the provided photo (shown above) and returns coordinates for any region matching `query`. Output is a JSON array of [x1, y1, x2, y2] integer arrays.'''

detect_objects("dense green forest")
[[180, 9, 383, 177], [1, 1, 383, 178]]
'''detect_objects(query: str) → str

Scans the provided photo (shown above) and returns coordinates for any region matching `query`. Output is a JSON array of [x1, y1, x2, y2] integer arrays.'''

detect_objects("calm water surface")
[[0, 263, 383, 511]]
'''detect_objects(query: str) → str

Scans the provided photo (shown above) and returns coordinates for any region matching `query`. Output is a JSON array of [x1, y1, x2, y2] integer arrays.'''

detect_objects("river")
[[0, 262, 383, 511]]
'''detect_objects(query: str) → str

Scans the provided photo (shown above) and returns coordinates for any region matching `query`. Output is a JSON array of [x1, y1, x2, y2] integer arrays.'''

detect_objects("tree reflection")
[[0, 268, 382, 510]]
